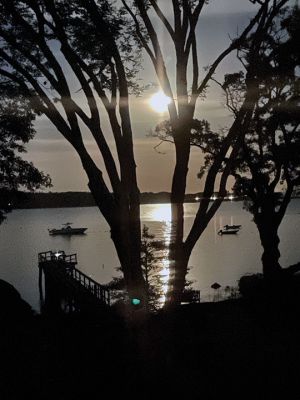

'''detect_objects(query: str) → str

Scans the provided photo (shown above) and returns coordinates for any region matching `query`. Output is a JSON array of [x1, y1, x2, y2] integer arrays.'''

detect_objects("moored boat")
[[218, 228, 240, 235], [223, 224, 241, 230], [218, 224, 241, 235], [48, 222, 87, 236]]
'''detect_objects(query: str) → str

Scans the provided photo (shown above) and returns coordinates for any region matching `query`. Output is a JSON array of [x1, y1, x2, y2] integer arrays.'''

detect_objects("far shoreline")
[[11, 191, 246, 210]]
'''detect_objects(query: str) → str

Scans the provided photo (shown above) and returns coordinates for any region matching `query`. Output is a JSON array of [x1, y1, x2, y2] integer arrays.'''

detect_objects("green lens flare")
[[131, 298, 141, 306]]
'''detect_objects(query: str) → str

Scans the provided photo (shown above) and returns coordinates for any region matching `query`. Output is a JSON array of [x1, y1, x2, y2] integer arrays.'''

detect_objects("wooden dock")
[[38, 251, 110, 314]]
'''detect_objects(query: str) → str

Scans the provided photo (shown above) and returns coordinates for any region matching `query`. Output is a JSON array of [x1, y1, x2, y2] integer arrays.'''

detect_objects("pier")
[[38, 250, 110, 314]]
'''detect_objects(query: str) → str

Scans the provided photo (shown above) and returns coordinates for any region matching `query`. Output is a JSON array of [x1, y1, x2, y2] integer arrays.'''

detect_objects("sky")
[[24, 0, 260, 193]]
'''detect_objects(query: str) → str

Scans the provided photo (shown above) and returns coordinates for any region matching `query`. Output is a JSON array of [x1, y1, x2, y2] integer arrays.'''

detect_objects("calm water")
[[1, 201, 300, 311]]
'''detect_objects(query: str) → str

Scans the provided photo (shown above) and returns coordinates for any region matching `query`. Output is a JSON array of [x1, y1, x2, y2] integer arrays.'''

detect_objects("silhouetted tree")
[[229, 6, 300, 279], [109, 223, 197, 311], [123, 0, 289, 304], [108, 224, 167, 311], [0, 0, 146, 304], [0, 83, 51, 223], [140, 225, 166, 309], [0, 0, 289, 308], [176, 5, 300, 280]]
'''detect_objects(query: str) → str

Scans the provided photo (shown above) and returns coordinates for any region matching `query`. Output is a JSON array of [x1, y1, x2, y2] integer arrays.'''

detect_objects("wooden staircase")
[[38, 251, 110, 314]]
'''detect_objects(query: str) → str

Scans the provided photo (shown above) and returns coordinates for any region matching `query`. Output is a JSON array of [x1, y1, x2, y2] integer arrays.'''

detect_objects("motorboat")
[[223, 224, 241, 230], [218, 228, 239, 235], [48, 222, 87, 236], [218, 224, 241, 235]]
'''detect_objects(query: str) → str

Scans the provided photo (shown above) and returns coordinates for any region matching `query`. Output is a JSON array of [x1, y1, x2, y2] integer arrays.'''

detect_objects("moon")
[[149, 90, 171, 113]]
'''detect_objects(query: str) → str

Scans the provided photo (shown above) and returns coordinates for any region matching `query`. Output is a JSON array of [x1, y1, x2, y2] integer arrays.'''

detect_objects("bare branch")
[[196, 3, 267, 97], [172, 0, 182, 33], [132, 0, 178, 121], [183, 0, 205, 57], [122, 0, 157, 66], [148, 0, 175, 40], [191, 32, 199, 96]]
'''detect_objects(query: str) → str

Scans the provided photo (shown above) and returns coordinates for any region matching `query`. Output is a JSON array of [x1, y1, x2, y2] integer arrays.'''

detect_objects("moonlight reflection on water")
[[148, 204, 172, 304], [149, 203, 172, 223], [1, 201, 300, 310]]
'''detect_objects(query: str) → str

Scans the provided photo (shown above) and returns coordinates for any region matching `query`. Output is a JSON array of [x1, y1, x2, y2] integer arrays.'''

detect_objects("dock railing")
[[38, 251, 110, 306], [69, 268, 110, 305], [38, 250, 77, 265]]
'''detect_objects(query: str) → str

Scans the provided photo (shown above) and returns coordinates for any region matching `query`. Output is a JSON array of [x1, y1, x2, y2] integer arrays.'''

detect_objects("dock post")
[[38, 265, 44, 310], [44, 269, 63, 314]]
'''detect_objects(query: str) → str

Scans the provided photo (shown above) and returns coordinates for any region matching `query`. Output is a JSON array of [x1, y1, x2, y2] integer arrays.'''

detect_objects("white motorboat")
[[218, 224, 241, 235], [48, 222, 87, 236], [223, 224, 241, 230]]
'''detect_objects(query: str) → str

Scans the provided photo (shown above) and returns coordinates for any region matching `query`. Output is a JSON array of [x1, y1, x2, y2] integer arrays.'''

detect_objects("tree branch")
[[148, 0, 175, 40], [196, 2, 267, 97], [183, 0, 205, 57], [134, 0, 178, 122], [172, 0, 182, 34], [122, 0, 157, 66], [45, 0, 121, 193]]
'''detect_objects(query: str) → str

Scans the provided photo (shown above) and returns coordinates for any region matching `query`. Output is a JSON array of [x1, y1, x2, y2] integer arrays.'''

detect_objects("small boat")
[[48, 222, 87, 236], [223, 224, 241, 230], [218, 228, 239, 235], [218, 224, 241, 235]]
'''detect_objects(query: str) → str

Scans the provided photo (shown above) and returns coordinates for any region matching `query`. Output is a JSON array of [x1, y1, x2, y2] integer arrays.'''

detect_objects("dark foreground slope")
[[1, 281, 300, 399]]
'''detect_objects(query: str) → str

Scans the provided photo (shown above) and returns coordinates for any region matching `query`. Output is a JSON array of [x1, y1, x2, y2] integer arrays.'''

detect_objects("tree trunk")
[[166, 244, 190, 307], [257, 220, 282, 280], [165, 203, 190, 307], [110, 221, 146, 306], [77, 144, 147, 309], [171, 142, 190, 203], [166, 118, 191, 307]]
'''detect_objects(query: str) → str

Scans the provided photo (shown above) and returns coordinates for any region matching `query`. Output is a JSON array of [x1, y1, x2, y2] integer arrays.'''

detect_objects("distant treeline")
[[9, 192, 300, 208], [12, 191, 228, 209], [11, 191, 300, 209]]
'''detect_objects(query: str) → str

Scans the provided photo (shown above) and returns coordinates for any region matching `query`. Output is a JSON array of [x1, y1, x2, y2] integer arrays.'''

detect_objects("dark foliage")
[[0, 0, 146, 303], [229, 6, 300, 275], [0, 84, 51, 223], [107, 224, 196, 311], [0, 0, 291, 306], [107, 225, 167, 311]]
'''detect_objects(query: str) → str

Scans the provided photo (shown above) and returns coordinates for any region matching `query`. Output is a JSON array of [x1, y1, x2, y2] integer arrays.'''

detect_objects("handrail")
[[68, 268, 110, 305], [38, 251, 77, 265], [38, 250, 110, 306]]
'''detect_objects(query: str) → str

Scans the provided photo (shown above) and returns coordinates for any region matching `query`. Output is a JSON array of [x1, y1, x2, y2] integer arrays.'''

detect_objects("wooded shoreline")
[[12, 191, 247, 209]]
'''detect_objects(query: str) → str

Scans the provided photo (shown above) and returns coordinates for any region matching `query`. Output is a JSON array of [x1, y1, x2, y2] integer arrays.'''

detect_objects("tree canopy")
[[0, 0, 292, 308], [0, 83, 51, 223], [230, 6, 300, 277], [124, 0, 290, 303]]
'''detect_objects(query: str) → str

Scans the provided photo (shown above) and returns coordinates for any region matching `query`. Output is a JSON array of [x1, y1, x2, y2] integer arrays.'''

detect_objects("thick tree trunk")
[[166, 119, 191, 307], [110, 221, 146, 305], [257, 220, 282, 279], [76, 145, 147, 309], [171, 142, 190, 204], [166, 244, 190, 307], [165, 203, 191, 307]]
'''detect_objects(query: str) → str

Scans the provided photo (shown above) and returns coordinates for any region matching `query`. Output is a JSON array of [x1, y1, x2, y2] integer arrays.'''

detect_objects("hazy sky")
[[24, 1, 259, 193]]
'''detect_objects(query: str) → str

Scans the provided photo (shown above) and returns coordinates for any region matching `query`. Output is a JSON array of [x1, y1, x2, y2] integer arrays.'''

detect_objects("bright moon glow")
[[149, 91, 171, 113], [150, 204, 172, 222]]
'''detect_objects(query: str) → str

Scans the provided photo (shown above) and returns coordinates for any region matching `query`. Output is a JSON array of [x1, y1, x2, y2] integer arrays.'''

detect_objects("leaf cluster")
[[230, 6, 300, 217], [151, 118, 224, 179], [0, 83, 51, 223], [0, 0, 143, 96]]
